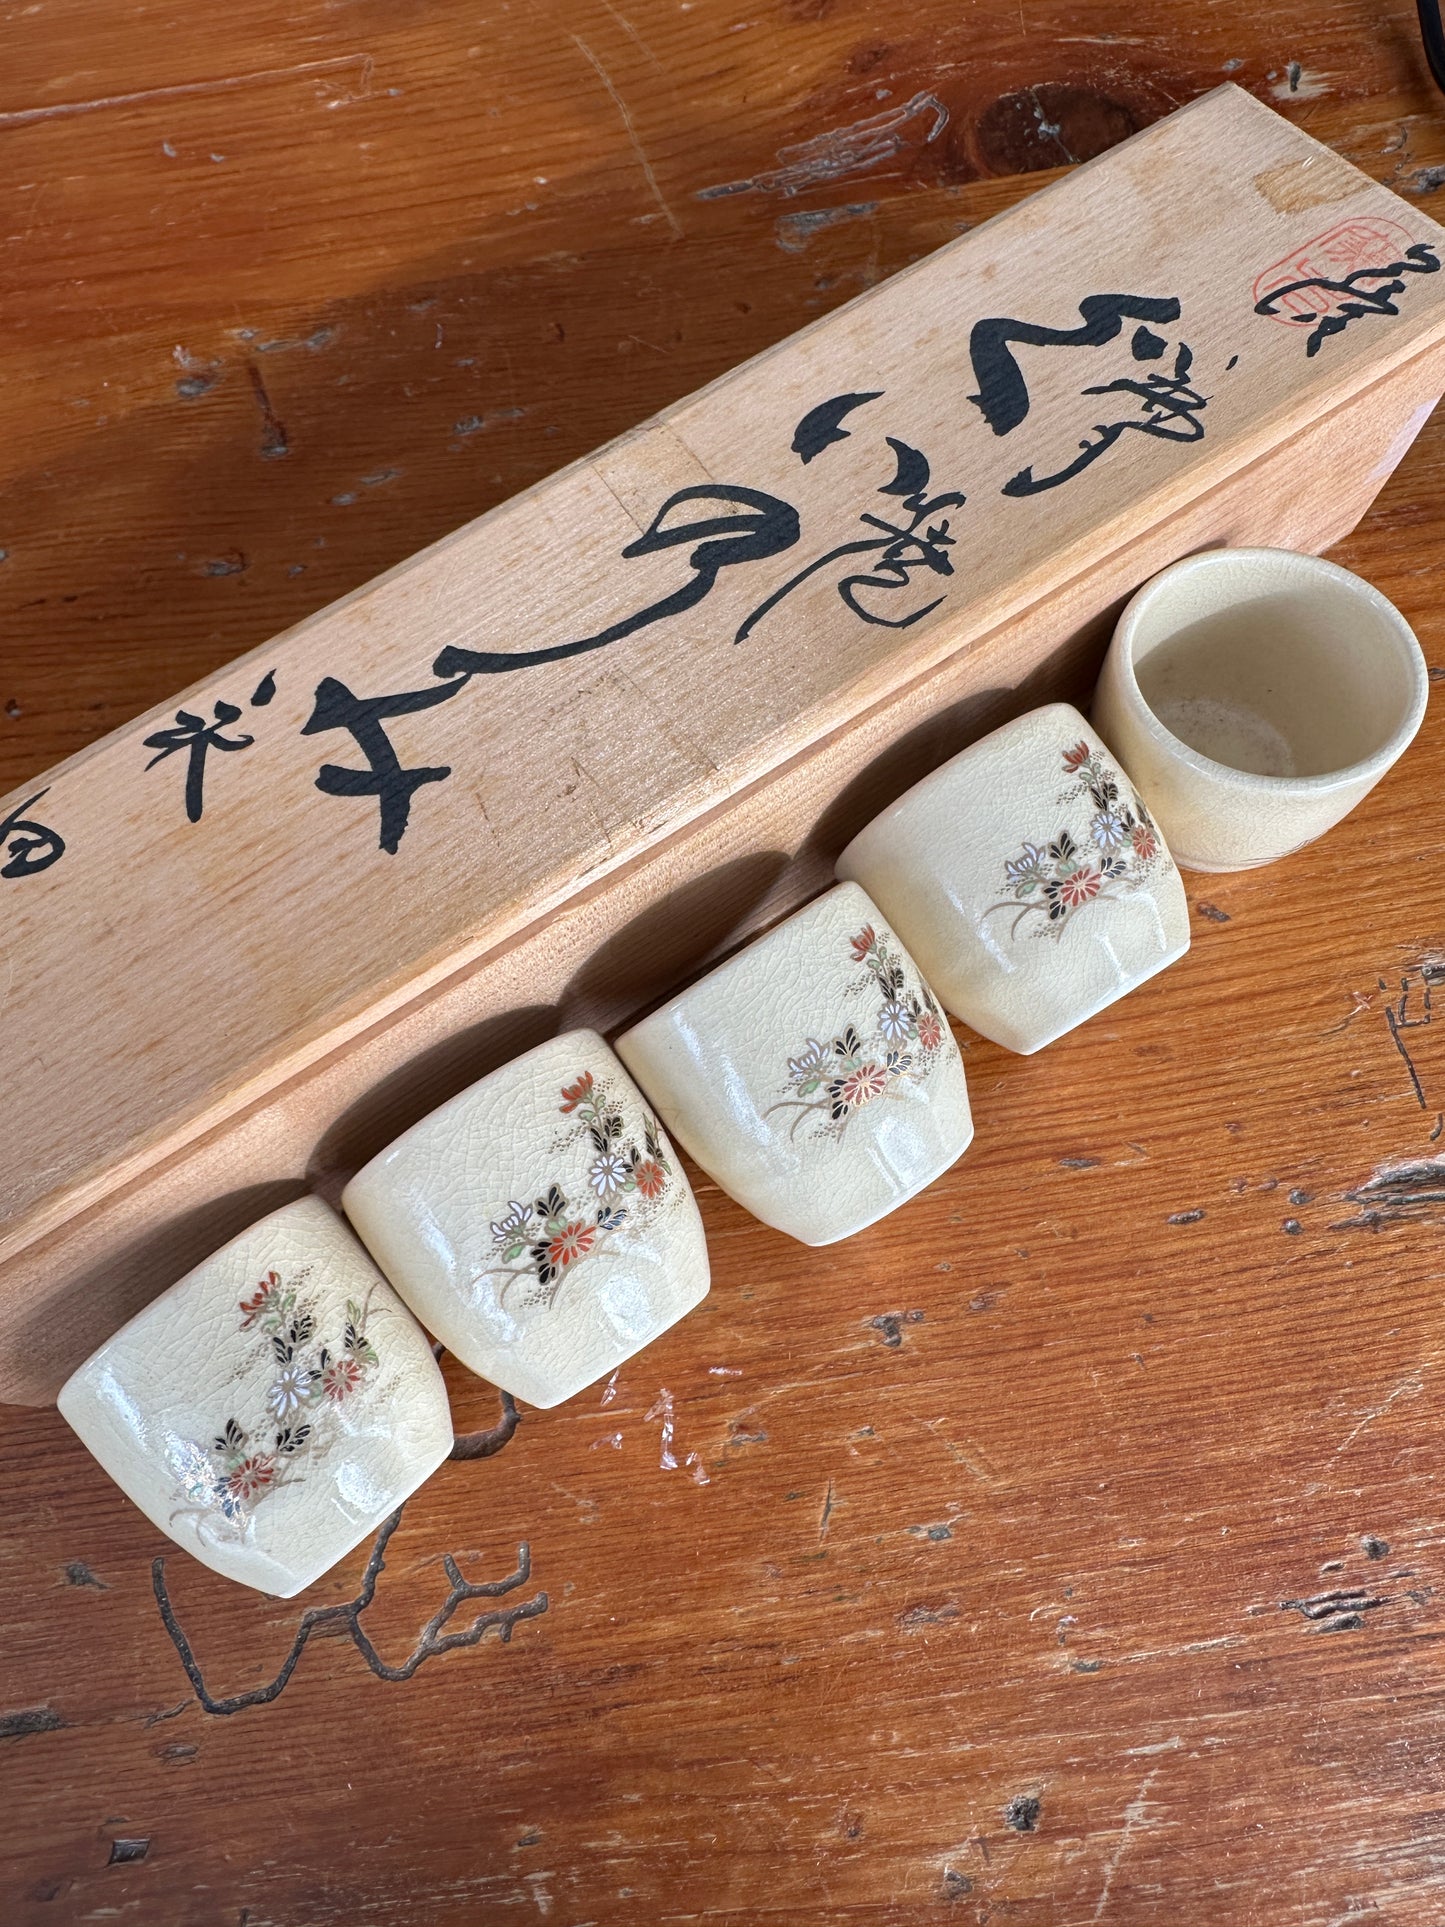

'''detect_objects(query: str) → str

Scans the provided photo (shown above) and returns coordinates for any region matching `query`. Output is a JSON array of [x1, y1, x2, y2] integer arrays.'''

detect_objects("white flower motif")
[[266, 1362, 311, 1420], [588, 1149, 632, 1198], [1090, 809, 1128, 851], [787, 1039, 830, 1081], [489, 1200, 532, 1243], [1004, 842, 1047, 884], [878, 999, 914, 1044]]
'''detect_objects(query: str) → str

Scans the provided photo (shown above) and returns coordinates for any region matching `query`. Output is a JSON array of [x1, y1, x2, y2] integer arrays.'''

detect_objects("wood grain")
[[3, 4, 1445, 1922]]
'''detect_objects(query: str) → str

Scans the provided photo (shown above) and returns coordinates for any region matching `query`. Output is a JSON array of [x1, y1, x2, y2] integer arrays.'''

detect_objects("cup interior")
[[1124, 555, 1423, 780]]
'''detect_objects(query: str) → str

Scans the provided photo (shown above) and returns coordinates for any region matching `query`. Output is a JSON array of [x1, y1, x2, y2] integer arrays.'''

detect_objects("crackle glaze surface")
[[56, 1197, 453, 1598], [836, 703, 1191, 1055], [1093, 548, 1430, 871], [615, 881, 972, 1247], [342, 1030, 709, 1409]]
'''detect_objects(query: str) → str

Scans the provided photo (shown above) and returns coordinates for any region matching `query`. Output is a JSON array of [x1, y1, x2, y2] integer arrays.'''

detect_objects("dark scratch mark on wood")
[[144, 1700, 190, 1726], [153, 1386, 542, 1714], [1168, 1208, 1206, 1225], [1280, 1587, 1388, 1630], [1362, 1535, 1390, 1560], [1335, 1158, 1445, 1229], [775, 201, 878, 251], [449, 1389, 520, 1459], [63, 1559, 107, 1589], [697, 91, 948, 199], [154, 1522, 547, 1715], [1382, 960, 1443, 1110], [1195, 901, 1231, 922], [869, 1309, 924, 1347], [0, 1706, 65, 1740], [246, 363, 289, 460], [898, 1598, 960, 1630], [108, 1838, 150, 1865], [1059, 1155, 1101, 1169], [819, 1479, 835, 1542]]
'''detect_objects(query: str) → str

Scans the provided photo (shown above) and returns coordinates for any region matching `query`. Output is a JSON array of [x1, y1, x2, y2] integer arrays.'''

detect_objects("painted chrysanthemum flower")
[[321, 1356, 363, 1403], [588, 1149, 632, 1197], [1131, 821, 1158, 861], [878, 999, 914, 1043], [633, 1157, 666, 1199], [227, 1454, 276, 1502], [1090, 808, 1128, 851], [916, 1009, 944, 1052], [848, 924, 878, 962], [548, 1220, 597, 1269], [1062, 740, 1093, 772], [266, 1362, 312, 1419], [836, 1062, 889, 1109], [1057, 865, 1103, 908]]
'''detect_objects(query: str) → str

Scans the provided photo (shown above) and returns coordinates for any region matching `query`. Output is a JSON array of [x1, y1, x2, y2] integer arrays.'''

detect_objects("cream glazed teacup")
[[342, 1030, 709, 1408], [1092, 548, 1429, 871], [835, 703, 1191, 1055], [614, 881, 972, 1247], [57, 1196, 454, 1598]]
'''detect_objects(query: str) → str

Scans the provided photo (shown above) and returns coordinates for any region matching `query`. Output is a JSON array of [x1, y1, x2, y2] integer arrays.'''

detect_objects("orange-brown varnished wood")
[[2, 4, 1445, 1924]]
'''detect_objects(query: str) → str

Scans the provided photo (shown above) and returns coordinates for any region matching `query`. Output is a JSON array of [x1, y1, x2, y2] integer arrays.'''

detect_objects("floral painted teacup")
[[56, 1196, 454, 1596], [342, 1030, 709, 1408], [835, 702, 1190, 1054], [615, 881, 972, 1246]]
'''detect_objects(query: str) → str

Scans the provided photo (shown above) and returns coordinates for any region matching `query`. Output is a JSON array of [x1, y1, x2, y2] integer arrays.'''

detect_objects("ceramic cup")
[[1092, 548, 1429, 872], [56, 1196, 453, 1597], [614, 881, 972, 1247], [835, 703, 1191, 1055], [342, 1030, 709, 1408]]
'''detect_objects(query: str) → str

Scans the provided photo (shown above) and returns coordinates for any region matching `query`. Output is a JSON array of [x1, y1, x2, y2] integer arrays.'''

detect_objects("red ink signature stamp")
[[1252, 216, 1419, 324]]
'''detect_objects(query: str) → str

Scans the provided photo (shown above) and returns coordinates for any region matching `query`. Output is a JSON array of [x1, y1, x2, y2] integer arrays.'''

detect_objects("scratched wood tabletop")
[[3, 3, 1445, 1923]]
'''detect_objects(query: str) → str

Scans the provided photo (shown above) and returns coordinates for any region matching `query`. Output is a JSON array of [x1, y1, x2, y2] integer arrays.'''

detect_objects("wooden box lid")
[[3, 83, 1444, 1303]]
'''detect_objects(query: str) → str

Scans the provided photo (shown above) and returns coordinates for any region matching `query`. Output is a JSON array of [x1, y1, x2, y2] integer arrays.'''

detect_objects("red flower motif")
[[321, 1356, 363, 1403], [838, 1062, 889, 1109], [1131, 822, 1158, 861], [634, 1157, 666, 1200], [848, 924, 877, 962], [1062, 741, 1092, 772], [227, 1454, 276, 1501], [1057, 865, 1103, 908], [559, 1071, 595, 1114], [239, 1270, 280, 1328], [916, 1010, 944, 1053], [548, 1220, 597, 1269]]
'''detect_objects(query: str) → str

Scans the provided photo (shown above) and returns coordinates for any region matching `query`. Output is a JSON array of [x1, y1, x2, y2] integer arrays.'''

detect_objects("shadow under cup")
[[1093, 549, 1429, 872]]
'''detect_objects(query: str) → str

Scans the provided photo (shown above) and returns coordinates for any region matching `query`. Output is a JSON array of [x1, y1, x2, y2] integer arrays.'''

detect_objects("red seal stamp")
[[1252, 216, 1420, 325]]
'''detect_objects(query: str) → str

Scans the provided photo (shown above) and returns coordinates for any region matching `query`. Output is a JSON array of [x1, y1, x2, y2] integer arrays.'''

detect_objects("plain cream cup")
[[1093, 549, 1429, 872]]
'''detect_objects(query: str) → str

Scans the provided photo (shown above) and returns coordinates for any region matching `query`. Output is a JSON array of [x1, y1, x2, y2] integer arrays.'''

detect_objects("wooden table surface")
[[4, 4, 1445, 1923]]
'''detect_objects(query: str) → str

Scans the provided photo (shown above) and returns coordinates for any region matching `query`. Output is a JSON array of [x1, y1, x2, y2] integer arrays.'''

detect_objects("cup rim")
[[58, 1193, 343, 1393], [1109, 547, 1429, 796], [616, 880, 875, 1048], [342, 1026, 610, 1195]]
